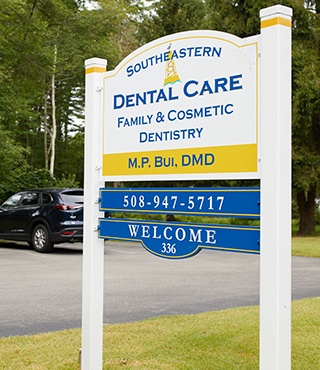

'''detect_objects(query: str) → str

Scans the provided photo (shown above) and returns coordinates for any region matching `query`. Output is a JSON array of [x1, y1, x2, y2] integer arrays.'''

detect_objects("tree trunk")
[[297, 185, 316, 235], [50, 44, 57, 176], [44, 93, 49, 170]]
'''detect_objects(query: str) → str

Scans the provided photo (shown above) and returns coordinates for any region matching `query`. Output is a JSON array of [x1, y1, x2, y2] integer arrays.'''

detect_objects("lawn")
[[292, 236, 320, 258], [0, 298, 319, 369]]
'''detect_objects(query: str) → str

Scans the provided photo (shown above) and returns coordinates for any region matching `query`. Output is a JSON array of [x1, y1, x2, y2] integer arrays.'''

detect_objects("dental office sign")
[[102, 31, 259, 180], [83, 6, 292, 369]]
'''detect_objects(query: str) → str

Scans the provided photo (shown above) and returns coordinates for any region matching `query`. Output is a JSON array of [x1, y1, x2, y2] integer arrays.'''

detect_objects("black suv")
[[0, 188, 83, 252]]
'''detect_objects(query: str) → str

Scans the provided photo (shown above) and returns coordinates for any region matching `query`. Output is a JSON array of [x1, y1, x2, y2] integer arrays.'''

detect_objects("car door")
[[0, 193, 23, 235], [9, 192, 41, 237]]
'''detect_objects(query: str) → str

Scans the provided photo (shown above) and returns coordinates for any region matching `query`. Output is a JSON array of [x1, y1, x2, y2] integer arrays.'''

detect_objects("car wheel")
[[31, 224, 54, 253]]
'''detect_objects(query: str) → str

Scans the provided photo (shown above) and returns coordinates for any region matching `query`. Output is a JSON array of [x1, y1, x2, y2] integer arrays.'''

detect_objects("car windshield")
[[2, 194, 22, 208]]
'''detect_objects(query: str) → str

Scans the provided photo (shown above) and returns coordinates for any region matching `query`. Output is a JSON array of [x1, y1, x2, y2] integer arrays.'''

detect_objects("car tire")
[[31, 224, 54, 253]]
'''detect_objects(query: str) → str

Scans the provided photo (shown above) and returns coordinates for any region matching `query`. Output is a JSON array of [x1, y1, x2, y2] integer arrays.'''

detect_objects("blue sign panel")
[[100, 187, 260, 219], [99, 218, 260, 259]]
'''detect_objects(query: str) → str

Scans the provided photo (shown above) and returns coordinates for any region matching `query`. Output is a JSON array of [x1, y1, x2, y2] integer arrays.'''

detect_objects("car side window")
[[42, 193, 53, 205], [2, 194, 22, 208], [21, 192, 39, 206]]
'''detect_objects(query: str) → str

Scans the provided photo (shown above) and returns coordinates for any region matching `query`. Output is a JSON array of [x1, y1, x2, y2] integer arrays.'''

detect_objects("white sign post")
[[82, 58, 107, 369], [260, 5, 292, 370], [81, 4, 292, 369]]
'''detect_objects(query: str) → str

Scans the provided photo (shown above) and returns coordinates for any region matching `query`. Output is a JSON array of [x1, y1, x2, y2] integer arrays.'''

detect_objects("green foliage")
[[292, 36, 320, 193], [55, 173, 80, 188], [0, 0, 140, 180], [0, 125, 30, 202], [0, 168, 56, 203], [54, 132, 84, 187], [139, 0, 206, 43], [0, 168, 82, 204], [290, 0, 320, 233], [0, 127, 80, 202], [13, 169, 56, 190]]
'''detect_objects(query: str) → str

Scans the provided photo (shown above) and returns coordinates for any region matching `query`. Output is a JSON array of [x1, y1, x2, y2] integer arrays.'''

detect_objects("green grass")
[[0, 298, 319, 369], [292, 236, 320, 258]]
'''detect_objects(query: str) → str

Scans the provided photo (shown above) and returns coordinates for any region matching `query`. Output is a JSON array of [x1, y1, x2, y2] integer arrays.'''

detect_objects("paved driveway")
[[0, 240, 319, 337]]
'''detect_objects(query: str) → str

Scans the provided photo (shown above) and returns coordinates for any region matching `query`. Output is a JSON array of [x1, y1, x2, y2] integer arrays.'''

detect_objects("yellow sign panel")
[[102, 143, 257, 176]]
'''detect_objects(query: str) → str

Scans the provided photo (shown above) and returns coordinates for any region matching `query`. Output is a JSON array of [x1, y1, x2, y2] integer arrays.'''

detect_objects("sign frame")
[[82, 4, 292, 370]]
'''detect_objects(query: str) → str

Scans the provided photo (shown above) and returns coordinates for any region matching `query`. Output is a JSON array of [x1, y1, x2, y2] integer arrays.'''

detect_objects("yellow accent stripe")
[[102, 144, 258, 177], [261, 16, 291, 29], [86, 66, 106, 74]]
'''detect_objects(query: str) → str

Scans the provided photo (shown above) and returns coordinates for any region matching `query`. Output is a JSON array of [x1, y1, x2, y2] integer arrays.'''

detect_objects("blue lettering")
[[114, 94, 124, 109], [126, 94, 135, 107], [194, 46, 202, 56], [141, 59, 149, 70], [179, 48, 187, 58], [185, 109, 193, 119], [182, 153, 215, 167], [214, 77, 228, 93], [149, 133, 155, 142], [168, 87, 179, 101], [148, 56, 155, 66], [213, 47, 222, 57], [164, 51, 170, 61], [147, 90, 157, 104], [225, 103, 234, 114], [202, 46, 211, 57], [126, 65, 133, 77], [134, 63, 141, 73], [141, 157, 149, 168], [186, 47, 195, 57], [155, 53, 163, 63], [117, 116, 124, 128], [172, 50, 179, 59], [183, 75, 242, 98], [230, 74, 243, 90], [140, 132, 147, 142], [128, 158, 138, 168], [168, 110, 176, 121], [126, 47, 222, 77], [200, 80, 214, 95], [204, 106, 212, 117], [183, 80, 198, 98], [182, 155, 191, 166], [136, 92, 147, 105], [205, 153, 215, 165], [156, 89, 168, 103]]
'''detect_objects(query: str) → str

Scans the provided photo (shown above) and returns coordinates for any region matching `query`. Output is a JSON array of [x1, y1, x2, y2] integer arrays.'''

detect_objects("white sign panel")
[[102, 30, 259, 180]]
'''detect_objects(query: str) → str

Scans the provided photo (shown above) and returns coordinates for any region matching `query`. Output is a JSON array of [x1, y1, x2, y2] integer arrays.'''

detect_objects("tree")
[[0, 125, 30, 202], [0, 0, 140, 185], [140, 0, 320, 235], [291, 0, 320, 234], [139, 0, 206, 43]]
